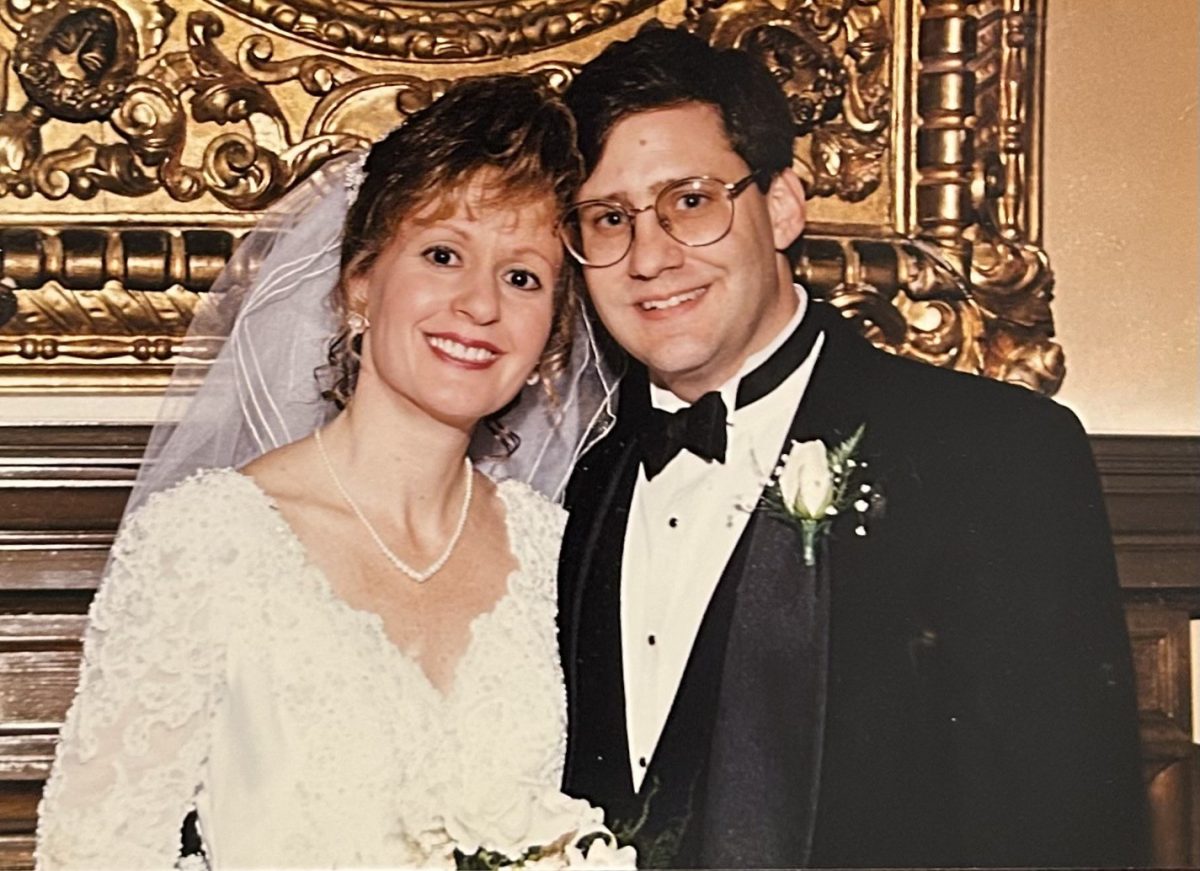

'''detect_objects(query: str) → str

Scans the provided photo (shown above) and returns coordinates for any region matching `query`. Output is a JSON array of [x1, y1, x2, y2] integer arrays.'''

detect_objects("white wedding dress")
[[36, 468, 569, 870]]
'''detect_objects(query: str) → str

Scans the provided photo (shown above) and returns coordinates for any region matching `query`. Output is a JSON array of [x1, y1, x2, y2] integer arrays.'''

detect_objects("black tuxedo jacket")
[[557, 302, 1148, 868]]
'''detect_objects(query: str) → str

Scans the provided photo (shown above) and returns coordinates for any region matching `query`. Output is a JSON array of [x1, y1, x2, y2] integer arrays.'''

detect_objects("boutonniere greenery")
[[762, 424, 879, 566]]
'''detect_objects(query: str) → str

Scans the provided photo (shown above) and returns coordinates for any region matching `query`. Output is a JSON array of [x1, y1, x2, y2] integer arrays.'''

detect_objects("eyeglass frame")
[[558, 169, 771, 268]]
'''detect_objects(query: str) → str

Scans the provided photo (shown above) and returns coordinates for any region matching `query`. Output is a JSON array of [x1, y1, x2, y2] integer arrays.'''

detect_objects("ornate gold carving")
[[689, 0, 892, 204], [900, 0, 1061, 392], [1, 9, 584, 211], [968, 0, 1060, 392], [2, 282, 196, 345], [204, 0, 661, 62], [0, 0, 1061, 398], [0, 227, 234, 292], [1, 10, 367, 206], [11, 0, 140, 121], [780, 0, 1060, 394], [0, 276, 16, 328]]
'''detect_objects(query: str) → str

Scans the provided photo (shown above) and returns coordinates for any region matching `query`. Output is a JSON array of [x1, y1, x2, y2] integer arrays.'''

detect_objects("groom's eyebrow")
[[584, 176, 683, 204]]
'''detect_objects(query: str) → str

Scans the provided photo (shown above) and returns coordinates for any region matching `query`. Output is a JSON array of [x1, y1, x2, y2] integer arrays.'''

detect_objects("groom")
[[556, 26, 1148, 869]]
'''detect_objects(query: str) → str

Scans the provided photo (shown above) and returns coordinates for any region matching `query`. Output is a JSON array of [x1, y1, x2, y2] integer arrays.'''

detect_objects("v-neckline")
[[231, 468, 524, 703]]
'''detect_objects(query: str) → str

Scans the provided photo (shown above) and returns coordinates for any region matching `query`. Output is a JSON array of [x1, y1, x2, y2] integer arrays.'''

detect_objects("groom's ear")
[[766, 169, 807, 251]]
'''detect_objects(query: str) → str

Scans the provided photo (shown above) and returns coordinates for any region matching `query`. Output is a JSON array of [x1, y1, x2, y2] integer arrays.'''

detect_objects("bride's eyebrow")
[[408, 221, 471, 241]]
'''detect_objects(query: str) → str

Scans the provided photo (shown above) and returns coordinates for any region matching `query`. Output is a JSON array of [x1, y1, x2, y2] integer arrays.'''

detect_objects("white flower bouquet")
[[443, 783, 637, 870]]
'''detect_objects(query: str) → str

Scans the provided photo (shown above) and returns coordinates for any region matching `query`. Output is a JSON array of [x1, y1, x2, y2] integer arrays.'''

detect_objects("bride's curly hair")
[[321, 74, 584, 450]]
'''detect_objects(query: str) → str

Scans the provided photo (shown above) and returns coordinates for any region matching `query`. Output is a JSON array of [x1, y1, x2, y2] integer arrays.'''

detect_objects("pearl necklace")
[[314, 428, 473, 583]]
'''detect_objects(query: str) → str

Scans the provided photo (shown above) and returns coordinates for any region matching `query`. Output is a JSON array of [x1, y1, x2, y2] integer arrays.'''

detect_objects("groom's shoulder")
[[840, 342, 1095, 497], [841, 328, 1077, 438]]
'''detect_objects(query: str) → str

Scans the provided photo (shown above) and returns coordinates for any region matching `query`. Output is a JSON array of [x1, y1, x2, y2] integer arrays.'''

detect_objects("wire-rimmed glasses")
[[559, 170, 767, 268]]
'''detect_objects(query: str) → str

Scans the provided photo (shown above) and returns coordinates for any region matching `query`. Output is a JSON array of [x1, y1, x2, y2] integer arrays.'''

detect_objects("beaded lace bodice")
[[36, 468, 568, 870]]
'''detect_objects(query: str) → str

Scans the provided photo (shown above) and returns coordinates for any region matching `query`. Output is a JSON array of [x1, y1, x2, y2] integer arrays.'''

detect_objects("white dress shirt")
[[621, 286, 825, 790]]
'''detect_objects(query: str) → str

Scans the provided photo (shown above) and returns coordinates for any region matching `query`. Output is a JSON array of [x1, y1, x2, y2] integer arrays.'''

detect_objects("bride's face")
[[349, 179, 562, 429]]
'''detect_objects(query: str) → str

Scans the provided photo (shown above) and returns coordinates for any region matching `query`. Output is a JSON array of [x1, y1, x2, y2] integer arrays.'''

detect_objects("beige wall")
[[1044, 0, 1200, 435]]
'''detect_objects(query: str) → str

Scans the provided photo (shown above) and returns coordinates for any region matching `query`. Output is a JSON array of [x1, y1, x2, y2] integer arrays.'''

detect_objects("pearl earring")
[[347, 311, 369, 335], [525, 370, 541, 387]]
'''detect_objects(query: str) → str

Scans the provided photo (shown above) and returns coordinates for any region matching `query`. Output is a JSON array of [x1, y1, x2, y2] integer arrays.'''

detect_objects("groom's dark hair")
[[565, 25, 795, 187]]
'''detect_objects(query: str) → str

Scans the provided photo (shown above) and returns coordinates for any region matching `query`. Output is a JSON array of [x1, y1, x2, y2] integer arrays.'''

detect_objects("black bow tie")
[[639, 307, 824, 480], [642, 391, 728, 480]]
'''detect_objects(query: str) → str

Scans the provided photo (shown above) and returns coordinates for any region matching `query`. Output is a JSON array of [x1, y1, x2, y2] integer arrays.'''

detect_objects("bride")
[[35, 74, 628, 870]]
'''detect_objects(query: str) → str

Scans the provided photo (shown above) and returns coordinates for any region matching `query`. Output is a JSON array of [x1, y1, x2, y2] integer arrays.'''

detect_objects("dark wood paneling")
[[1092, 435, 1200, 591], [1093, 435, 1200, 866], [0, 426, 1196, 868], [0, 424, 146, 868]]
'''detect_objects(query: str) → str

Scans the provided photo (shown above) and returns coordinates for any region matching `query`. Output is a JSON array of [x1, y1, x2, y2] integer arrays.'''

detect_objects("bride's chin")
[[425, 381, 530, 427], [404, 395, 511, 438], [361, 372, 514, 426]]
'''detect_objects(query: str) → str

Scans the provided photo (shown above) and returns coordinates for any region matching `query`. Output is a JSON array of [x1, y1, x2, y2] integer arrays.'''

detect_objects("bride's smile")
[[425, 332, 502, 367]]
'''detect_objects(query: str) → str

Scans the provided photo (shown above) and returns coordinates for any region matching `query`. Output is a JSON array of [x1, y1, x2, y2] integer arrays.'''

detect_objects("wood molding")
[[0, 424, 146, 598], [1092, 435, 1200, 592]]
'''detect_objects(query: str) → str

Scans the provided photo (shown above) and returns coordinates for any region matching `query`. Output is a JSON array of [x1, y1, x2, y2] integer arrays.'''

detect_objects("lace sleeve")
[[36, 480, 224, 870]]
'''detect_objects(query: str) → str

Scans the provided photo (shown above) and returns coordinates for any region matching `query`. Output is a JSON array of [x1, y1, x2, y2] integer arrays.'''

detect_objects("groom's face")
[[575, 102, 804, 400]]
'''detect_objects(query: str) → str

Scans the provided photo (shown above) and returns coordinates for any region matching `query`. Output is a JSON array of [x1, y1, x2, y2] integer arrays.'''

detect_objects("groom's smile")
[[635, 286, 708, 314]]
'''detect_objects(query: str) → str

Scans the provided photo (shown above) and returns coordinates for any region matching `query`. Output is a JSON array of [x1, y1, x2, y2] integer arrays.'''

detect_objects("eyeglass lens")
[[562, 176, 743, 267]]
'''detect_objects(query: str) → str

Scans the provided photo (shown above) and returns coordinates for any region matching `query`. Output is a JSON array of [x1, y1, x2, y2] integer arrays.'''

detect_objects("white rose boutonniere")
[[767, 424, 878, 566], [777, 439, 836, 522]]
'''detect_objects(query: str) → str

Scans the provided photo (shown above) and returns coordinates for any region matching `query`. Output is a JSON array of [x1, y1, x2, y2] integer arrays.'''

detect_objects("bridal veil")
[[127, 153, 618, 518]]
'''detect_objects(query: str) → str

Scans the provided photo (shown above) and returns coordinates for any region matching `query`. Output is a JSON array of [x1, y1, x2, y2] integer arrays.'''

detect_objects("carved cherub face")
[[48, 9, 118, 83]]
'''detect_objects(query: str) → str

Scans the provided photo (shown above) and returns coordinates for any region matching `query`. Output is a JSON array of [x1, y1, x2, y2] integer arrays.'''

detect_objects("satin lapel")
[[563, 378, 648, 804], [702, 304, 866, 867], [783, 303, 869, 447]]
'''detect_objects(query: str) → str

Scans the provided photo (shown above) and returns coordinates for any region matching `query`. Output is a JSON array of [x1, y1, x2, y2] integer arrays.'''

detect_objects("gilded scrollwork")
[[0, 6, 596, 216], [690, 0, 891, 203], [0, 102, 44, 195], [110, 77, 205, 200], [813, 241, 990, 378], [35, 134, 158, 199], [970, 0, 1060, 391], [1, 9, 371, 206], [203, 0, 661, 62], [2, 0, 176, 59], [0, 0, 898, 210]]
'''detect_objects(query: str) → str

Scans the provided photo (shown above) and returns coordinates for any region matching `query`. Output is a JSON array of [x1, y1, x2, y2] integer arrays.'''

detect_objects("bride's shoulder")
[[493, 478, 566, 597], [494, 477, 567, 536], [122, 468, 278, 549], [138, 466, 266, 511]]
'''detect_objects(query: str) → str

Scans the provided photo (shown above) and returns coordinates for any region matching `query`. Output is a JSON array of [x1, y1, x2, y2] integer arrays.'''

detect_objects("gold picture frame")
[[0, 0, 1061, 395]]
